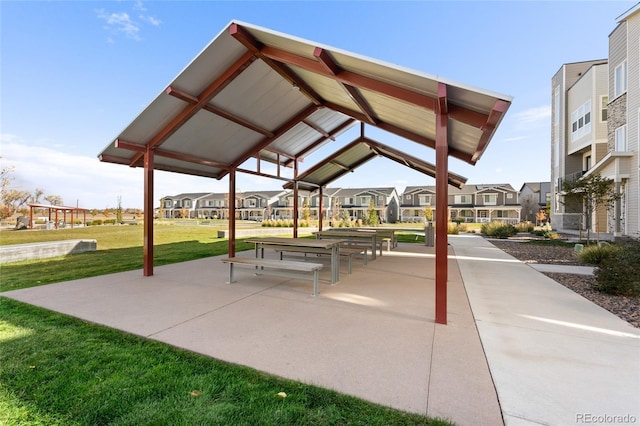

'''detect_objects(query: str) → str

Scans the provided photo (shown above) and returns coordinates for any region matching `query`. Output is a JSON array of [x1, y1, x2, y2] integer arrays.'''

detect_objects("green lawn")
[[0, 224, 452, 425], [0, 299, 451, 426]]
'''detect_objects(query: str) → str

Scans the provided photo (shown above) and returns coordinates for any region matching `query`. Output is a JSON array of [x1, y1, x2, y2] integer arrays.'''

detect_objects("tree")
[[423, 205, 433, 223], [0, 160, 31, 219], [562, 174, 621, 243], [158, 198, 165, 220], [44, 195, 63, 206], [31, 188, 44, 204], [364, 199, 379, 226], [116, 196, 123, 224]]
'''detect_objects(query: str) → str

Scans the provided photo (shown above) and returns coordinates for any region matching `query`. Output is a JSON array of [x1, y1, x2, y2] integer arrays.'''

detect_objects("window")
[[553, 86, 560, 167], [454, 195, 471, 204], [406, 195, 411, 200], [248, 199, 256, 207], [571, 100, 591, 140], [585, 155, 592, 170], [506, 193, 513, 199], [615, 61, 627, 98], [184, 200, 191, 208], [615, 125, 627, 151], [418, 195, 431, 205], [482, 194, 498, 205], [164, 200, 172, 208], [359, 196, 370, 206], [600, 96, 608, 121]]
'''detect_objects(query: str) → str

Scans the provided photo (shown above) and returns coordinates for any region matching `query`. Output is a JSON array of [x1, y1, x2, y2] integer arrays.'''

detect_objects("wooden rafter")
[[314, 48, 377, 124], [218, 104, 319, 179], [166, 86, 275, 138], [128, 51, 257, 167]]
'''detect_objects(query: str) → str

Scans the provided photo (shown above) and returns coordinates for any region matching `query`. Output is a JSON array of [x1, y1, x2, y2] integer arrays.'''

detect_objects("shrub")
[[92, 219, 103, 226], [577, 244, 619, 265], [516, 222, 534, 232], [447, 223, 460, 234], [104, 219, 117, 225], [481, 221, 518, 238], [530, 229, 546, 237], [594, 239, 640, 296]]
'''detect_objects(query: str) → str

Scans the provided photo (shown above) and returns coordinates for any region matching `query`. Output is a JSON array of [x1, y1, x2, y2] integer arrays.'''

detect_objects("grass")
[[0, 225, 256, 292], [0, 224, 451, 425], [0, 299, 451, 425]]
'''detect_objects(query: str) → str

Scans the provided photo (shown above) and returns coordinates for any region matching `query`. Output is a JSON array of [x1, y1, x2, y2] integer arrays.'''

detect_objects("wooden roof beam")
[[283, 118, 356, 166], [472, 99, 510, 163], [220, 104, 319, 178], [314, 48, 377, 124], [325, 102, 474, 164], [166, 87, 274, 138], [230, 23, 324, 106], [127, 51, 257, 166]]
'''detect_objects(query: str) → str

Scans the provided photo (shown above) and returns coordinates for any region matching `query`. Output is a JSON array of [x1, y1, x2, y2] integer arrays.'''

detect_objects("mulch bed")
[[489, 239, 640, 328]]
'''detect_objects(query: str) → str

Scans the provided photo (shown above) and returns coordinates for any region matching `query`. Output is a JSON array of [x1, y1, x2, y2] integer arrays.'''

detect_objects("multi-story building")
[[315, 187, 399, 223], [519, 182, 551, 223], [551, 3, 639, 238], [400, 184, 521, 224]]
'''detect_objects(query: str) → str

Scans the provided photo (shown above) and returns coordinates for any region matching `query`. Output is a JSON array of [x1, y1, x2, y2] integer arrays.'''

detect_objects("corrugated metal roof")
[[284, 137, 467, 192], [98, 20, 511, 183]]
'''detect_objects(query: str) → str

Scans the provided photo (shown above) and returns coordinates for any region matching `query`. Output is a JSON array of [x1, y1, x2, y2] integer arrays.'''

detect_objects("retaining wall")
[[0, 239, 97, 264]]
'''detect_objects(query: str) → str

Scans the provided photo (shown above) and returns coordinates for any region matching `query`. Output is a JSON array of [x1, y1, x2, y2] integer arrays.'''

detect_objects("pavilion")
[[98, 21, 512, 324]]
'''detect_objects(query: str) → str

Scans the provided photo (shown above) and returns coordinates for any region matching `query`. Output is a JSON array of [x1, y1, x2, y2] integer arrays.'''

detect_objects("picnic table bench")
[[221, 257, 324, 296], [276, 245, 368, 274]]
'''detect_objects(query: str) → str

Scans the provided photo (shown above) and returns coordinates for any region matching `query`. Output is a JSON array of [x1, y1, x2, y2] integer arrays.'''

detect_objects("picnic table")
[[245, 237, 346, 284], [314, 229, 379, 260]]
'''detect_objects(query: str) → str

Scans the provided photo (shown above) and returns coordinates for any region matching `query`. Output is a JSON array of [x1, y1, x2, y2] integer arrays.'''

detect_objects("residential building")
[[314, 187, 399, 223], [551, 3, 640, 238], [400, 184, 521, 224], [519, 182, 551, 223]]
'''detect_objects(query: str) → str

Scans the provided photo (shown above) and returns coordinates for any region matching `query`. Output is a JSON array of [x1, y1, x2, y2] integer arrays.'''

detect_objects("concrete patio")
[[2, 234, 639, 425]]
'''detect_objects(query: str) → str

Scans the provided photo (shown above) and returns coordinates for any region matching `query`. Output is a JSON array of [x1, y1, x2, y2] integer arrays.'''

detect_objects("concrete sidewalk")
[[451, 234, 639, 426], [2, 235, 638, 425]]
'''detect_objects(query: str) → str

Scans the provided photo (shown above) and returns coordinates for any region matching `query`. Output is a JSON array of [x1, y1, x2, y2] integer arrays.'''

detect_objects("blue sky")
[[1, 0, 636, 209]]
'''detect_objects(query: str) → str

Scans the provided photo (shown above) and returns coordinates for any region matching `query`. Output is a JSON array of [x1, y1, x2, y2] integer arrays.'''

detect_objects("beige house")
[[400, 184, 521, 224], [551, 3, 640, 238]]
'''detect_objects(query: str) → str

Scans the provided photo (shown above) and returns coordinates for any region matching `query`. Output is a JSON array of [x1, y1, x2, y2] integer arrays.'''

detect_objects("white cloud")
[[96, 2, 161, 42], [512, 105, 551, 124], [141, 15, 162, 27], [133, 1, 147, 12], [96, 10, 141, 41]]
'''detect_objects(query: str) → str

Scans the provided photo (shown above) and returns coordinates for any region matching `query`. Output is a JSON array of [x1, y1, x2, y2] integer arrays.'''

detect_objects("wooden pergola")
[[98, 21, 512, 324]]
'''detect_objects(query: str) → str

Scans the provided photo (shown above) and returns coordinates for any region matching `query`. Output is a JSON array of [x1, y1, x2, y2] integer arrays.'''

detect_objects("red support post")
[[293, 160, 299, 238], [228, 169, 236, 257], [435, 82, 449, 325], [318, 186, 324, 231], [143, 146, 154, 277]]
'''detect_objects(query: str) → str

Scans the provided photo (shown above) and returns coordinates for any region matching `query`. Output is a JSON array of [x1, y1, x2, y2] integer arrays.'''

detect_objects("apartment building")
[[551, 3, 639, 238]]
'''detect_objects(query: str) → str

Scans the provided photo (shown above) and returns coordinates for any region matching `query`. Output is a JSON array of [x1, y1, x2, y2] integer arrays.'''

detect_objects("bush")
[[92, 219, 103, 226], [481, 221, 518, 238], [447, 223, 460, 234], [577, 244, 619, 265], [516, 222, 534, 232], [594, 239, 640, 296], [104, 219, 117, 225]]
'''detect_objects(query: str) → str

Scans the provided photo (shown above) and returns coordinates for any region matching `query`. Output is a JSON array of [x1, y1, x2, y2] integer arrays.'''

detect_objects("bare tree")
[[44, 195, 63, 206]]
